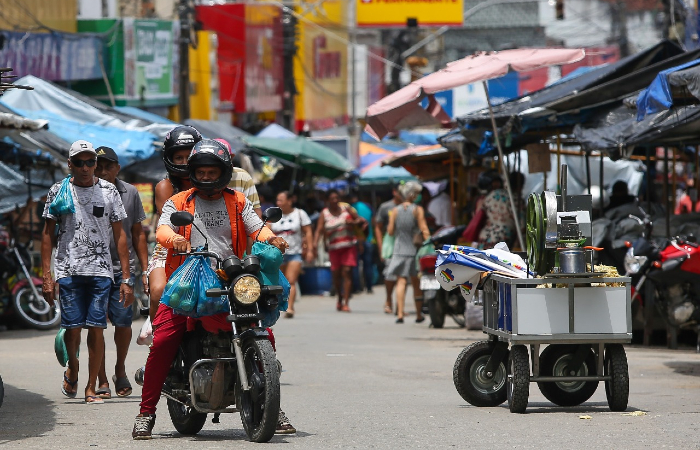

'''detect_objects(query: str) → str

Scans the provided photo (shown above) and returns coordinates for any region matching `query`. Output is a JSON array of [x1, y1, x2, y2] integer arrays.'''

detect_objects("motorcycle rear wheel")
[[236, 338, 280, 443], [167, 399, 207, 435], [13, 281, 60, 330], [428, 294, 446, 329]]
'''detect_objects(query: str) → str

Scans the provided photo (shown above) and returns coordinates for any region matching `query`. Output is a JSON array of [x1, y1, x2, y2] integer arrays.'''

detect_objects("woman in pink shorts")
[[313, 190, 367, 312]]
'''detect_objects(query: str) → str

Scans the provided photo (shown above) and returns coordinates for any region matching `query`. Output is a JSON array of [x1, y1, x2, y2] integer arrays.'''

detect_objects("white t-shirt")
[[270, 208, 311, 255], [42, 178, 128, 281], [428, 192, 452, 227]]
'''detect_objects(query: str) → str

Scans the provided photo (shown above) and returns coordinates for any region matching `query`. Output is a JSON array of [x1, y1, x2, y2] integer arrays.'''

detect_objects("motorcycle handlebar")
[[205, 288, 228, 297]]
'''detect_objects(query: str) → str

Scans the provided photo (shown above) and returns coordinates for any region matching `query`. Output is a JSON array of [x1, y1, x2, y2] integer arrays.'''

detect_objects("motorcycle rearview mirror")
[[263, 207, 283, 224], [171, 211, 194, 227]]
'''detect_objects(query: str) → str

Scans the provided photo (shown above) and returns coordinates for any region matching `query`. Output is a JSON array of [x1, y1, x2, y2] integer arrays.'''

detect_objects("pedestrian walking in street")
[[41, 140, 132, 404], [350, 190, 375, 293], [386, 181, 430, 324], [313, 189, 367, 312], [271, 191, 314, 318], [93, 146, 149, 399], [374, 185, 403, 314]]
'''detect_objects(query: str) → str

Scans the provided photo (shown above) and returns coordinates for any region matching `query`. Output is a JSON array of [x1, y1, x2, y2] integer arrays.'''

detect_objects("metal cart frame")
[[453, 273, 632, 413]]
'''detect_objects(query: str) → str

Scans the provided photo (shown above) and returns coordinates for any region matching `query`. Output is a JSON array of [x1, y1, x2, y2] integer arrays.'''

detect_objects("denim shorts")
[[58, 275, 112, 329], [283, 253, 303, 264], [108, 272, 134, 327]]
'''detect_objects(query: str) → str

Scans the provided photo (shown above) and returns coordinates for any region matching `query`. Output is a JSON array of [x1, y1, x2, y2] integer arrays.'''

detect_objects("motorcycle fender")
[[423, 289, 438, 302], [238, 328, 269, 342], [11, 276, 42, 296]]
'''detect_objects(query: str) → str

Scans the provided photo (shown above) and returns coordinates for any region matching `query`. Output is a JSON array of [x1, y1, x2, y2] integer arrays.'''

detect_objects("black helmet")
[[163, 125, 202, 178], [188, 139, 233, 195]]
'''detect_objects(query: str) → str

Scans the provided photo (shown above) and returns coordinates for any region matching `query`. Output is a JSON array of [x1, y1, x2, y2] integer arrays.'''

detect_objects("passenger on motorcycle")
[[148, 125, 201, 321], [132, 139, 288, 440]]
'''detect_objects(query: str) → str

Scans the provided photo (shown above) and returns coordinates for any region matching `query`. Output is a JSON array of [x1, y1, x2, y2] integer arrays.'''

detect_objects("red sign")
[[196, 4, 283, 114]]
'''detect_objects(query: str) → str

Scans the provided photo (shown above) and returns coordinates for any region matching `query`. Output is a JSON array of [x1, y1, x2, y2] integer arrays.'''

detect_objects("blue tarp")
[[115, 106, 177, 125], [637, 59, 700, 121], [398, 130, 440, 145], [2, 105, 157, 166]]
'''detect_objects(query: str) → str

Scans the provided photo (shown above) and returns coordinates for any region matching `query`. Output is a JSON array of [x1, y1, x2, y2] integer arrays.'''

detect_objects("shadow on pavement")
[[0, 383, 56, 444], [458, 401, 645, 414], [664, 360, 700, 377], [157, 428, 312, 442]]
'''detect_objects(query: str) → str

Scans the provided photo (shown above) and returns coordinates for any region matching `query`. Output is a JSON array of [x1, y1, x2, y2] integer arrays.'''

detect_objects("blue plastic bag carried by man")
[[252, 241, 290, 327], [48, 175, 75, 217], [161, 251, 225, 317]]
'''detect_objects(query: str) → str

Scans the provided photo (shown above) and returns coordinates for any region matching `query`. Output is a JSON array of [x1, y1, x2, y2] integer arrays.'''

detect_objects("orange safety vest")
[[164, 188, 249, 278]]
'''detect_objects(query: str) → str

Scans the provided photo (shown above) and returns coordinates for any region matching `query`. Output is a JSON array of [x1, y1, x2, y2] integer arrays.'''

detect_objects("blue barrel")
[[299, 266, 333, 296]]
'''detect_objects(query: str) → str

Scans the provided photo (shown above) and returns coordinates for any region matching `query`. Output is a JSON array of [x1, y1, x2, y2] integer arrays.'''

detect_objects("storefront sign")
[[0, 31, 102, 81], [123, 19, 177, 100], [357, 0, 464, 28]]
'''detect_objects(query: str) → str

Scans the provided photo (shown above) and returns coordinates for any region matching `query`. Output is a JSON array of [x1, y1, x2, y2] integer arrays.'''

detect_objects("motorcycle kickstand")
[[233, 338, 250, 391], [212, 413, 221, 424]]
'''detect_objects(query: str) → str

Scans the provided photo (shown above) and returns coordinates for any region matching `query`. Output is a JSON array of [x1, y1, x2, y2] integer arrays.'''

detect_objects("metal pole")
[[672, 147, 677, 213], [585, 151, 591, 194], [178, 0, 191, 120], [483, 81, 524, 250], [646, 146, 652, 214], [599, 151, 604, 212], [664, 147, 670, 238], [556, 135, 562, 193], [450, 154, 455, 225]]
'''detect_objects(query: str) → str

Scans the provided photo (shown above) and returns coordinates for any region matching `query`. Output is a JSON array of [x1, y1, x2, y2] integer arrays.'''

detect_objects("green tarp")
[[244, 136, 354, 179]]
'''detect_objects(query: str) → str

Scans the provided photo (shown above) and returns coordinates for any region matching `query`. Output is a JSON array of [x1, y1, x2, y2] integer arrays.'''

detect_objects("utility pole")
[[178, 0, 192, 120], [281, 7, 299, 131]]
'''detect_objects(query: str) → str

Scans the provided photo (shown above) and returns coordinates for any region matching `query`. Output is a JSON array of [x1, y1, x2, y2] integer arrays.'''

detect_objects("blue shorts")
[[283, 254, 303, 264], [58, 275, 112, 329], [108, 272, 134, 327]]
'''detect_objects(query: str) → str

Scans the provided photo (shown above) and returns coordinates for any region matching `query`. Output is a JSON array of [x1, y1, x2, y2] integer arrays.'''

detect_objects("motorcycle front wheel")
[[13, 280, 60, 330], [236, 337, 280, 443], [167, 399, 207, 435]]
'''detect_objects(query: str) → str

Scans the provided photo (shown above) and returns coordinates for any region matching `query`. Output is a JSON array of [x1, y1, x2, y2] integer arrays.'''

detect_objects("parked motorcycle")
[[624, 213, 700, 348], [161, 207, 284, 442], [0, 223, 60, 330], [418, 225, 466, 328]]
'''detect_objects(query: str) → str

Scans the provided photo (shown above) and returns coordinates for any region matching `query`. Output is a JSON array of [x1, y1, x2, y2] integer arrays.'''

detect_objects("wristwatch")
[[121, 278, 134, 287]]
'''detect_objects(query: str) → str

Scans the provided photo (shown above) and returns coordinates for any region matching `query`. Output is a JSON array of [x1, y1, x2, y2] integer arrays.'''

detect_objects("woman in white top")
[[271, 191, 313, 318]]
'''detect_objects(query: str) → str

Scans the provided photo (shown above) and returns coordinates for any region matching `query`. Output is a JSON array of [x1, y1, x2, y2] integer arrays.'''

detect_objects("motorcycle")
[[0, 223, 60, 330], [624, 213, 700, 349], [161, 207, 284, 442], [418, 225, 466, 328]]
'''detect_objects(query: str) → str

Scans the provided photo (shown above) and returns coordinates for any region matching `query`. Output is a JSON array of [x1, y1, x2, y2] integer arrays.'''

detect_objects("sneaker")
[[132, 413, 156, 440], [275, 410, 296, 435]]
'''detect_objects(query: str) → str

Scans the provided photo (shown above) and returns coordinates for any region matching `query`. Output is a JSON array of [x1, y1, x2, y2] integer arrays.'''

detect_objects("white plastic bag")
[[136, 317, 153, 346]]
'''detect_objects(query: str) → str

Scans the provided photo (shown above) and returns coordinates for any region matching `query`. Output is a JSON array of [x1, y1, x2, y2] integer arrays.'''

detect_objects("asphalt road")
[[1, 289, 699, 449]]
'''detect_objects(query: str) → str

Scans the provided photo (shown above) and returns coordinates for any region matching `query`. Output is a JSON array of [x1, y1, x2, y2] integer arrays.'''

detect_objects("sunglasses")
[[70, 158, 97, 168]]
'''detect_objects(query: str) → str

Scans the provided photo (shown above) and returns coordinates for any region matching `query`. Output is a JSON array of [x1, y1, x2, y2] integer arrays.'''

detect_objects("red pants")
[[139, 303, 275, 415]]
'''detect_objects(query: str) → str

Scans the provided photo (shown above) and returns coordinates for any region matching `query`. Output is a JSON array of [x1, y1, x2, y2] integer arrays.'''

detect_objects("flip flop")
[[95, 386, 112, 399], [112, 374, 133, 397], [61, 371, 78, 399], [84, 395, 104, 405]]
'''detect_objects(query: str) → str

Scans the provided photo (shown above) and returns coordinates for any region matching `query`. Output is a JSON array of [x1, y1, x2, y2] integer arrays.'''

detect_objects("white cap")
[[69, 140, 97, 158]]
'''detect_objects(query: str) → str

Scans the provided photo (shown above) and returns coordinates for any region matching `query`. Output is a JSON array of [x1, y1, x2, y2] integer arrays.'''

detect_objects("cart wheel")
[[507, 345, 530, 413], [453, 341, 508, 407], [537, 345, 598, 407], [605, 344, 629, 412]]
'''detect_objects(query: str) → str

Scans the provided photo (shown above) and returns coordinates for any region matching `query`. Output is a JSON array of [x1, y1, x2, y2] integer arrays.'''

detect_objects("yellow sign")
[[293, 0, 348, 130], [357, 0, 464, 28], [133, 183, 155, 223]]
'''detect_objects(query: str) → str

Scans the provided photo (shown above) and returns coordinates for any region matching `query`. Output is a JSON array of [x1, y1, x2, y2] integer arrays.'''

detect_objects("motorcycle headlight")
[[232, 275, 261, 305], [624, 247, 647, 275]]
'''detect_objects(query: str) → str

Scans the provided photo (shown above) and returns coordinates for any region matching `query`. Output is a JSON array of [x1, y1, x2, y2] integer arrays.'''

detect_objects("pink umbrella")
[[365, 48, 585, 141], [365, 48, 585, 251]]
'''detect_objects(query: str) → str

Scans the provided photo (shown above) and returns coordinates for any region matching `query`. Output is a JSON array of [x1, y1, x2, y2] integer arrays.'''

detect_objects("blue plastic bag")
[[160, 253, 202, 315], [48, 176, 75, 217], [251, 242, 290, 327], [195, 261, 228, 317]]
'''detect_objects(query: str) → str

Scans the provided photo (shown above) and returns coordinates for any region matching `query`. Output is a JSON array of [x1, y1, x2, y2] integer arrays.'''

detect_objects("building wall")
[[0, 0, 77, 32]]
